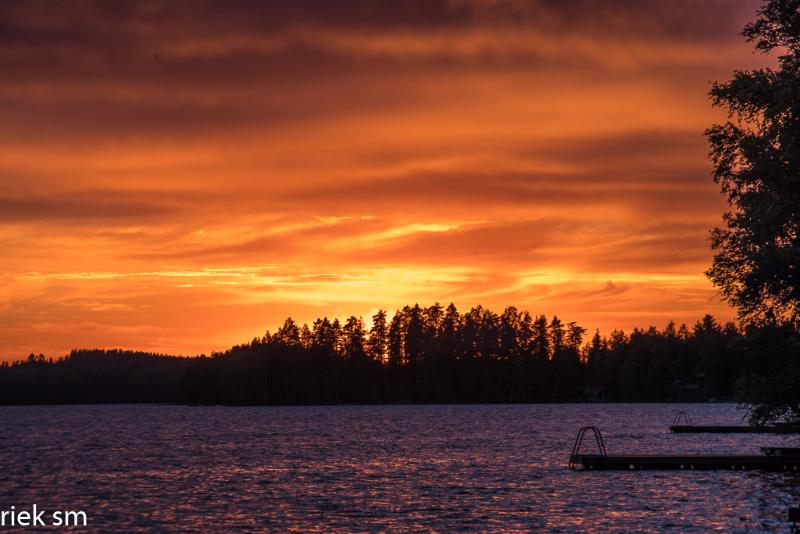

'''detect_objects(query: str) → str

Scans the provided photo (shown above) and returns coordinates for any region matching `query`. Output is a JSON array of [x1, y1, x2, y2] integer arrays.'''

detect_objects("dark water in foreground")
[[1, 404, 799, 532]]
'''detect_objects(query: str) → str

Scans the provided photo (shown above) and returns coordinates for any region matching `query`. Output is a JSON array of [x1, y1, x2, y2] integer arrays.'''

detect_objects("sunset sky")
[[0, 0, 774, 360]]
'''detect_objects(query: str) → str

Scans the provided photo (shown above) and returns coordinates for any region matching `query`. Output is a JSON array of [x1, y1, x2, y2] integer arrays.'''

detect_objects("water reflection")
[[0, 404, 798, 532]]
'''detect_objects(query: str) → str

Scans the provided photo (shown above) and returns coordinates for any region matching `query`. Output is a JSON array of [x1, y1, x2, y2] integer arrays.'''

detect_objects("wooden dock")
[[761, 446, 800, 456], [570, 454, 800, 471], [569, 425, 800, 472], [669, 424, 800, 434]]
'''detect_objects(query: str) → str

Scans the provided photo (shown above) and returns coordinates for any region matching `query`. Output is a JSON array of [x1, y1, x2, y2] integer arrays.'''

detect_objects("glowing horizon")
[[0, 0, 771, 360]]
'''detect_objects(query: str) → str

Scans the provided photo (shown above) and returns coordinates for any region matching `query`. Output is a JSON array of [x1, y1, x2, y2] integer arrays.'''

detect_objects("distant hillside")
[[0, 349, 193, 404]]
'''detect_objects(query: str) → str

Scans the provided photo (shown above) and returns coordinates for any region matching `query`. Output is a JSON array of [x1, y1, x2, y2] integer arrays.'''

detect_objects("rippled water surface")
[[1, 404, 799, 532]]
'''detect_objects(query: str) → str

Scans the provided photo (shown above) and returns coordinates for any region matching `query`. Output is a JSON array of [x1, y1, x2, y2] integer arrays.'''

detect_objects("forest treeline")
[[0, 350, 193, 404], [2, 303, 798, 406]]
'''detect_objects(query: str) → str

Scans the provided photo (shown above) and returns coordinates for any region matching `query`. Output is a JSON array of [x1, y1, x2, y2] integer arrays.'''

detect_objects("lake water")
[[1, 403, 799, 532]]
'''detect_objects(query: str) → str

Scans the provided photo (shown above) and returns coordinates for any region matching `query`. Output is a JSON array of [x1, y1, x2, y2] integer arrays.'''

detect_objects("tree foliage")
[[0, 305, 760, 406], [705, 0, 800, 423], [706, 0, 800, 323], [0, 349, 192, 404]]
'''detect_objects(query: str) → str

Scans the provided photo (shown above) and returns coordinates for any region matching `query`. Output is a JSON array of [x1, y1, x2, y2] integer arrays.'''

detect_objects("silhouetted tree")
[[705, 0, 800, 423], [706, 0, 800, 323], [0, 349, 193, 404], [2, 306, 794, 408], [549, 316, 564, 354], [531, 315, 550, 361], [367, 310, 388, 364], [274, 317, 301, 346]]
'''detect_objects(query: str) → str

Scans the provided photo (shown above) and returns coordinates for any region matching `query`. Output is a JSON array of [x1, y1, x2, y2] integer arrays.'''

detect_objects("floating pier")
[[568, 426, 800, 471], [761, 446, 800, 456], [669, 424, 800, 433], [570, 453, 800, 471], [668, 410, 800, 434]]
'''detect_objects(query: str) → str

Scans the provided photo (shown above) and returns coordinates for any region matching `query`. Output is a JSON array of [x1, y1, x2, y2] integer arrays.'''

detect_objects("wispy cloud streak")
[[0, 0, 765, 359]]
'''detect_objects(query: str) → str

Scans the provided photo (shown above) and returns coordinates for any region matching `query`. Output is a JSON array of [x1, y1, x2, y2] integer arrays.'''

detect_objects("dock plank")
[[571, 454, 800, 471], [669, 425, 800, 434]]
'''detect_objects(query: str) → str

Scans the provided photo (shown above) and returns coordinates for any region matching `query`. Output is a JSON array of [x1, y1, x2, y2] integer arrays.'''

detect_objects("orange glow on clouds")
[[0, 0, 771, 360]]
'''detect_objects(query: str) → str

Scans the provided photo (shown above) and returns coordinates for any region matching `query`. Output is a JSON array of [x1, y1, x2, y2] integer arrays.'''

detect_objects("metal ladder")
[[569, 426, 607, 467], [672, 410, 692, 426]]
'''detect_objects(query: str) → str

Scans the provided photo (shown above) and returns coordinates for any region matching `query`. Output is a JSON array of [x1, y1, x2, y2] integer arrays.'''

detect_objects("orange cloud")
[[0, 0, 767, 360]]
